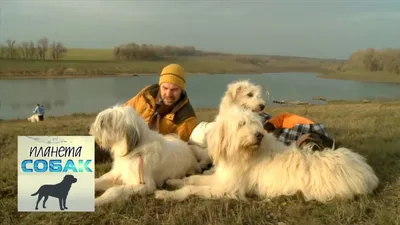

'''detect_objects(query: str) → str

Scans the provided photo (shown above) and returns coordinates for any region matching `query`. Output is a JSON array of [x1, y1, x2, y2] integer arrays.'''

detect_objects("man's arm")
[[176, 117, 197, 142], [123, 86, 150, 109], [266, 112, 292, 130], [123, 95, 139, 109]]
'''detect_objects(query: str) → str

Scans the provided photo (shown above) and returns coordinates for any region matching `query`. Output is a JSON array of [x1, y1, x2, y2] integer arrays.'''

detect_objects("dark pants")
[[38, 115, 44, 121]]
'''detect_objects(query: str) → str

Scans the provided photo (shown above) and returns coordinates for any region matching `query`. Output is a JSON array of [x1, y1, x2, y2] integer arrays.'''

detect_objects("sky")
[[1, 0, 400, 59]]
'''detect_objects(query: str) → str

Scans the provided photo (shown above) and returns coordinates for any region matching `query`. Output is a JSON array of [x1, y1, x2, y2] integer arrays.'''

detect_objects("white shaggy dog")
[[188, 80, 267, 174], [28, 114, 39, 122], [155, 106, 379, 203], [89, 105, 201, 206], [219, 80, 266, 113]]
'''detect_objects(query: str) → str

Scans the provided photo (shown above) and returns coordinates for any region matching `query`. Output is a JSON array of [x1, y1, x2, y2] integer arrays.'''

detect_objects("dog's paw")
[[154, 190, 171, 200], [155, 190, 189, 201], [202, 168, 215, 175], [94, 198, 104, 207], [166, 179, 184, 188]]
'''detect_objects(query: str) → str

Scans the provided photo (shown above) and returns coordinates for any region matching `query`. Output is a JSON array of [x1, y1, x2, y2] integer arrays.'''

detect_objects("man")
[[123, 63, 197, 142], [33, 103, 45, 121], [262, 112, 336, 151]]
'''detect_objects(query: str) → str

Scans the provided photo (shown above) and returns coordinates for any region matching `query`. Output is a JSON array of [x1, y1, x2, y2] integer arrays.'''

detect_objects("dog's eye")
[[247, 92, 253, 97], [239, 121, 246, 127]]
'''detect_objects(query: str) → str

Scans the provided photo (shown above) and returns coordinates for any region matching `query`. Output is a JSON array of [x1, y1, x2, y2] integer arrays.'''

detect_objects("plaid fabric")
[[277, 123, 331, 145]]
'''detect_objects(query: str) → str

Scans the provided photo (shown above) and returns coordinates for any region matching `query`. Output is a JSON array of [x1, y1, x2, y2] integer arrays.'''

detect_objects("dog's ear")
[[99, 114, 113, 130], [207, 118, 230, 165], [228, 84, 242, 101], [124, 127, 140, 156]]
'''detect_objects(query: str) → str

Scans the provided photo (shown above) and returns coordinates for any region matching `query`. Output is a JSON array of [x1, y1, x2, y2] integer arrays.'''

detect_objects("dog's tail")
[[31, 190, 39, 196]]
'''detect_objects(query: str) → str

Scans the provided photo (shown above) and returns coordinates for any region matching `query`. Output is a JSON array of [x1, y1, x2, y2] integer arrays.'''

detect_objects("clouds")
[[1, 0, 400, 59]]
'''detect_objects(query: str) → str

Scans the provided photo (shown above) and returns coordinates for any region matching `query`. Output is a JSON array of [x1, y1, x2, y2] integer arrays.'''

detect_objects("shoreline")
[[0, 71, 320, 80], [317, 73, 400, 84], [1, 71, 399, 84], [2, 99, 399, 122]]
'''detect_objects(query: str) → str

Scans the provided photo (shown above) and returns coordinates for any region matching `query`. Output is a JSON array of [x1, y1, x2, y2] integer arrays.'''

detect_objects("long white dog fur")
[[89, 105, 201, 206], [28, 114, 39, 122], [188, 80, 266, 172], [155, 105, 379, 203]]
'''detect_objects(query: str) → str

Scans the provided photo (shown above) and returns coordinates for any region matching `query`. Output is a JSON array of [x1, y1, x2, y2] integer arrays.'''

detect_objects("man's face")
[[160, 83, 182, 105]]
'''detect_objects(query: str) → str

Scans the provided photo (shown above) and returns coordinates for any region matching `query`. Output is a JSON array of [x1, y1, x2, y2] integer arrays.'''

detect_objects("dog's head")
[[63, 174, 78, 184], [207, 105, 265, 165], [220, 80, 265, 113], [89, 105, 146, 157]]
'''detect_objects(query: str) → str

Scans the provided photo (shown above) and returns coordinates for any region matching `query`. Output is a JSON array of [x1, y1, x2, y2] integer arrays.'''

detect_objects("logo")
[[18, 136, 95, 212]]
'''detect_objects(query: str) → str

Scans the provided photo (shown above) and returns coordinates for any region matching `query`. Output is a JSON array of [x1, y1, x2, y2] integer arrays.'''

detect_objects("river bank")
[[0, 67, 330, 80], [318, 71, 400, 84], [0, 55, 333, 80], [2, 99, 399, 122], [2, 62, 399, 85]]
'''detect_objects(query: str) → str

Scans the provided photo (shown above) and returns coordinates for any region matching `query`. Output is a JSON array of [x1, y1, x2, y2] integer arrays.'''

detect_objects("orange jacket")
[[267, 112, 314, 129], [123, 84, 197, 142]]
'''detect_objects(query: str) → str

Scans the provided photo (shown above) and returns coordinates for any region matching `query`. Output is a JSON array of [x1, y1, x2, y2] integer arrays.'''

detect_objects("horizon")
[[1, 1, 400, 60]]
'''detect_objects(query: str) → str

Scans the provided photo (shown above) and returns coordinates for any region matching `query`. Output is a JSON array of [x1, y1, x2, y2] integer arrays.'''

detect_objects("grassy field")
[[1, 101, 400, 225], [0, 48, 337, 79], [319, 71, 400, 84]]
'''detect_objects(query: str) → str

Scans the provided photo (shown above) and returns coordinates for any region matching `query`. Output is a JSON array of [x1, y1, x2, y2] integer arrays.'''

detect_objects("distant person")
[[41, 105, 45, 117], [33, 103, 45, 121], [263, 112, 336, 151], [123, 64, 197, 142]]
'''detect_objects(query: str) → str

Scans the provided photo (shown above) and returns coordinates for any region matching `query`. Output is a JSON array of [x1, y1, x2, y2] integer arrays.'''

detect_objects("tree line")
[[113, 43, 198, 60], [0, 37, 68, 60], [348, 48, 400, 75]]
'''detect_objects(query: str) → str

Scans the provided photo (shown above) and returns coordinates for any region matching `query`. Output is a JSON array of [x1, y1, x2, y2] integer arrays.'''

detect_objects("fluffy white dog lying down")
[[89, 105, 201, 206], [27, 114, 39, 122], [155, 106, 379, 203], [188, 80, 267, 172]]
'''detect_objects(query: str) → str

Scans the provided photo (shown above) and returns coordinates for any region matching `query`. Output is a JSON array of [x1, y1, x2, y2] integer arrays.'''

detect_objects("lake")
[[1, 72, 399, 120]]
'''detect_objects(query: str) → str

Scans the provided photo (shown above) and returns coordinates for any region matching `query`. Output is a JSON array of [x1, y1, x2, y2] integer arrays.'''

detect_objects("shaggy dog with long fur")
[[188, 80, 267, 173], [28, 114, 40, 122], [218, 80, 266, 113], [155, 106, 379, 203], [89, 105, 201, 206]]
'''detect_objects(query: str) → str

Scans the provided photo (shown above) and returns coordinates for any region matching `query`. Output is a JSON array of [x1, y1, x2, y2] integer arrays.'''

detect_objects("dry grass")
[[1, 101, 400, 225]]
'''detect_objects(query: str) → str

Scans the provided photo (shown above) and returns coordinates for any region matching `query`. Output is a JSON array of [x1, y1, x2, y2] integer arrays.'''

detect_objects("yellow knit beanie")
[[159, 64, 186, 89]]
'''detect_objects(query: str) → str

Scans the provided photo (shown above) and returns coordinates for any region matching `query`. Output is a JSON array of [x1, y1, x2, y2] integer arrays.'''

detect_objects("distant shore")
[[0, 72, 207, 80], [0, 55, 332, 80], [2, 99, 399, 122], [0, 69, 326, 80], [2, 71, 400, 85], [317, 71, 400, 84]]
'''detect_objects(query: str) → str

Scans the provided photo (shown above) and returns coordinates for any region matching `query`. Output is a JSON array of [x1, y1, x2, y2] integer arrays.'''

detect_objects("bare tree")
[[20, 41, 30, 60], [51, 42, 68, 60], [348, 48, 400, 75], [37, 37, 49, 60], [0, 44, 6, 59], [113, 42, 198, 60], [5, 39, 17, 59]]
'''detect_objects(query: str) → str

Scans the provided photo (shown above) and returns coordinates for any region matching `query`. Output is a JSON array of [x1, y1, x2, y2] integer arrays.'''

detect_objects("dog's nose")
[[256, 132, 264, 141], [259, 104, 265, 111]]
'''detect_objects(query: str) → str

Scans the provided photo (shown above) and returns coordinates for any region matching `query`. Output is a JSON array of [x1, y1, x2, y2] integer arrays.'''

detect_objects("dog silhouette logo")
[[31, 174, 78, 210]]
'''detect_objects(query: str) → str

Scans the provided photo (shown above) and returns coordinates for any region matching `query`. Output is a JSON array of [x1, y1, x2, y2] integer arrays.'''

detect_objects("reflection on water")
[[1, 73, 399, 120]]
